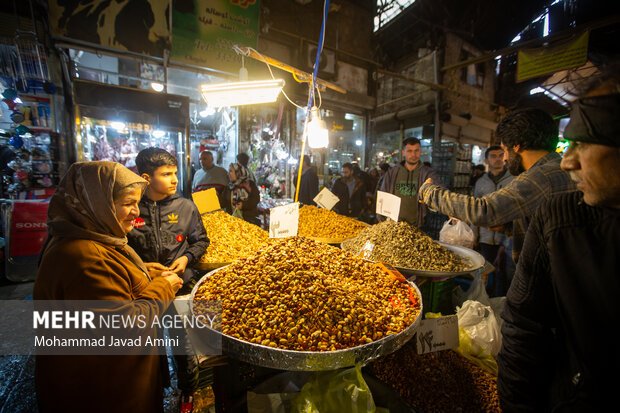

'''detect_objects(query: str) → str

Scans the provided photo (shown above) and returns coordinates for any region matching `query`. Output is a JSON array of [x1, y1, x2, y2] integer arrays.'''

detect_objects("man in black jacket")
[[127, 147, 209, 284], [497, 75, 620, 412], [296, 155, 319, 206], [331, 162, 365, 217]]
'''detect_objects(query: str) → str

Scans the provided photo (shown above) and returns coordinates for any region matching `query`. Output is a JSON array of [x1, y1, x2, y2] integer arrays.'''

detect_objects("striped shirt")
[[419, 152, 576, 261]]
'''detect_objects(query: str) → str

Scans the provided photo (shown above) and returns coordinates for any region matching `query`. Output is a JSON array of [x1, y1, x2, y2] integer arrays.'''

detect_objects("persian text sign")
[[516, 31, 589, 83], [313, 187, 340, 210], [171, 0, 260, 73], [414, 315, 459, 355], [269, 202, 299, 238]]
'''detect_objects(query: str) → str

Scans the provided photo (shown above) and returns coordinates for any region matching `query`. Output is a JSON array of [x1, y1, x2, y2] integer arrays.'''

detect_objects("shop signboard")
[[48, 0, 171, 58], [171, 0, 260, 74], [516, 31, 589, 83]]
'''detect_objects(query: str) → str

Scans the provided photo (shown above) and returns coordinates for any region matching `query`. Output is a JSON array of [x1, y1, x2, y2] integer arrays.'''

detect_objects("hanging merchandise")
[[9, 135, 24, 149]]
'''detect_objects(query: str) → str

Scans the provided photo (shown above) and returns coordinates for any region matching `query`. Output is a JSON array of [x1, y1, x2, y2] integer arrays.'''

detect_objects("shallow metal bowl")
[[341, 241, 485, 279], [190, 267, 423, 371]]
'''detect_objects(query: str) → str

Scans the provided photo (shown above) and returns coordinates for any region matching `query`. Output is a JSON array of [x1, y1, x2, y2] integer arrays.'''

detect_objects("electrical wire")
[[244, 46, 306, 110]]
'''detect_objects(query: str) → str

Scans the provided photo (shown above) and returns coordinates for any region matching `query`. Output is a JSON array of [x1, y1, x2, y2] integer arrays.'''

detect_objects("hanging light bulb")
[[307, 107, 328, 149]]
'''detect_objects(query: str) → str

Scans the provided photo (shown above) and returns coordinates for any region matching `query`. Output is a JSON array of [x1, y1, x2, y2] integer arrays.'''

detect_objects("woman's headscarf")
[[44, 161, 149, 274], [228, 162, 251, 203]]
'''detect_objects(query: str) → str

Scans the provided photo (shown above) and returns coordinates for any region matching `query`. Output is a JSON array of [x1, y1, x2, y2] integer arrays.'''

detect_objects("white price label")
[[414, 315, 459, 355], [313, 187, 340, 210], [358, 240, 375, 259], [376, 190, 401, 221], [269, 202, 299, 238]]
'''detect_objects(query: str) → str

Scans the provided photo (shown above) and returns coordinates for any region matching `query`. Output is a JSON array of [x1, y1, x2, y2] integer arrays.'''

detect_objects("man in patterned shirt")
[[419, 108, 576, 262]]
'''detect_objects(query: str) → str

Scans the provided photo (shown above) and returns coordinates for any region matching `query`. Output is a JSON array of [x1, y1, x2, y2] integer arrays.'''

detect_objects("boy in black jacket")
[[128, 147, 209, 285]]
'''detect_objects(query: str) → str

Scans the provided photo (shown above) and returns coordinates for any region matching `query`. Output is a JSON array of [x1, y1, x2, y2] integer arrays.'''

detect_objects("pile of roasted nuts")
[[199, 211, 268, 264], [372, 342, 500, 412], [298, 205, 368, 240], [193, 236, 421, 351], [342, 220, 467, 272]]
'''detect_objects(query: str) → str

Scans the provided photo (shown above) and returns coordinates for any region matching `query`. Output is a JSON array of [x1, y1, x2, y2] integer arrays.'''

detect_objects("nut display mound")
[[342, 220, 466, 272], [298, 205, 368, 242], [193, 236, 421, 352], [199, 211, 268, 266], [372, 342, 500, 412]]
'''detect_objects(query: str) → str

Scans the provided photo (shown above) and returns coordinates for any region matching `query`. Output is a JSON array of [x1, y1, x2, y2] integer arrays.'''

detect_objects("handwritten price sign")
[[376, 191, 401, 221], [414, 315, 459, 355], [313, 187, 340, 210], [269, 202, 299, 238]]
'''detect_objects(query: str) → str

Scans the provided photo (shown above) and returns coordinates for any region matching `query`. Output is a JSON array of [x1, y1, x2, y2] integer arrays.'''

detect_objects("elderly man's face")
[[561, 141, 620, 209], [200, 152, 214, 169]]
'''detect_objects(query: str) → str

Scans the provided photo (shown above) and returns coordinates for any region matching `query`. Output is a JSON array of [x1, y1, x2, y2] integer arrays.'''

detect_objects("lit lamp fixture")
[[200, 79, 285, 108], [151, 82, 164, 92], [307, 107, 328, 149]]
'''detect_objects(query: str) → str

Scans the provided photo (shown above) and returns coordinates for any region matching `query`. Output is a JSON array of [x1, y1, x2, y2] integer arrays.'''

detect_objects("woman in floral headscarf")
[[222, 162, 260, 225], [34, 161, 183, 413]]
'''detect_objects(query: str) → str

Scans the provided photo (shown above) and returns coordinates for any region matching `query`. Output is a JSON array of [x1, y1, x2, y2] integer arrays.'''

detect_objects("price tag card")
[[414, 315, 459, 355], [376, 190, 401, 221], [313, 187, 340, 210], [358, 240, 375, 259], [192, 188, 221, 214], [269, 202, 299, 238]]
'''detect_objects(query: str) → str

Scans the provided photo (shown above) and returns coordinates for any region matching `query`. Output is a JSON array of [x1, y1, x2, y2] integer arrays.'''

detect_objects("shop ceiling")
[[374, 0, 619, 62]]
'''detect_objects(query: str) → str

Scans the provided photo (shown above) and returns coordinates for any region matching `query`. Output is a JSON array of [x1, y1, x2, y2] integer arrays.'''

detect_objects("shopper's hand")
[[237, 201, 244, 210], [145, 262, 169, 278], [424, 178, 433, 185], [168, 256, 189, 276], [161, 271, 183, 293]]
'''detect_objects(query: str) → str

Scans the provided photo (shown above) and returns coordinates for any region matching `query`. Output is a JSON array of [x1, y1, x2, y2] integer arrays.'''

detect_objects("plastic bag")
[[232, 206, 244, 219], [455, 271, 491, 307], [453, 299, 502, 375], [457, 300, 501, 357], [439, 219, 475, 248], [289, 364, 388, 413]]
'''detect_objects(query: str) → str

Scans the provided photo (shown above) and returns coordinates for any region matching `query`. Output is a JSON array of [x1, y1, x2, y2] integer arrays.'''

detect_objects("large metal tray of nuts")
[[341, 241, 485, 279], [190, 266, 423, 371]]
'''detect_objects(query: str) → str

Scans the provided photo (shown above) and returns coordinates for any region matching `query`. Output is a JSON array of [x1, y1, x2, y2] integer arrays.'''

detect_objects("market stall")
[[179, 203, 500, 412], [72, 80, 192, 195]]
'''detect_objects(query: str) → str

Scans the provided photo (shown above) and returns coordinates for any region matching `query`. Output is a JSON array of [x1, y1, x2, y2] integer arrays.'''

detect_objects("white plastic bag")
[[455, 270, 491, 307], [456, 299, 502, 357], [439, 219, 475, 248]]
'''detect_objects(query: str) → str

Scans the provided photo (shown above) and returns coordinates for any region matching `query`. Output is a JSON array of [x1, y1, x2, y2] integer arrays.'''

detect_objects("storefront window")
[[69, 50, 240, 193], [247, 104, 294, 199], [371, 126, 434, 168], [166, 67, 238, 176]]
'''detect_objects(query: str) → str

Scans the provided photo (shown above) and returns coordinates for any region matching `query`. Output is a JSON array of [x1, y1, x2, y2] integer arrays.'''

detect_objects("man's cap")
[[563, 93, 620, 147]]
